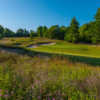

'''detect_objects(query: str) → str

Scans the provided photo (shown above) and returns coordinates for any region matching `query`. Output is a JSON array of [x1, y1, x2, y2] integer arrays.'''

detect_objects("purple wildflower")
[[0, 93, 2, 97], [48, 97, 50, 100], [37, 96, 41, 100], [52, 97, 56, 100], [4, 94, 8, 98]]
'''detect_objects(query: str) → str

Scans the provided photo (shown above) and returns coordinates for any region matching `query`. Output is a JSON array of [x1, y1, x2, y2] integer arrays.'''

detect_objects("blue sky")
[[0, 0, 100, 31]]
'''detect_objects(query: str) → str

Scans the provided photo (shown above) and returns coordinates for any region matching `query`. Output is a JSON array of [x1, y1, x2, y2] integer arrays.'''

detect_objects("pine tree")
[[94, 8, 100, 43], [37, 26, 43, 37], [0, 25, 4, 38], [65, 17, 79, 43]]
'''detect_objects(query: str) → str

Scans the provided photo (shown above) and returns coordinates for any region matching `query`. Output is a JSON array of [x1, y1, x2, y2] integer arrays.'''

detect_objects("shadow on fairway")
[[0, 44, 100, 66]]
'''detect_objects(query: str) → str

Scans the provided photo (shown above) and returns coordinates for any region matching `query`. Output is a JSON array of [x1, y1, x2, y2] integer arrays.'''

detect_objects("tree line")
[[0, 8, 100, 44]]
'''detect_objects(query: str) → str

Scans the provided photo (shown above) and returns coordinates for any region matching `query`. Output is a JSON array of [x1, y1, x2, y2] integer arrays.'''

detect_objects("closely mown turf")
[[0, 50, 100, 100], [0, 37, 100, 66], [1, 37, 100, 58], [32, 41, 100, 58]]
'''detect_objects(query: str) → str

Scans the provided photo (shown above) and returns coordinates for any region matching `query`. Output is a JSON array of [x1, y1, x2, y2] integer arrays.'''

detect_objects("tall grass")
[[0, 51, 100, 100]]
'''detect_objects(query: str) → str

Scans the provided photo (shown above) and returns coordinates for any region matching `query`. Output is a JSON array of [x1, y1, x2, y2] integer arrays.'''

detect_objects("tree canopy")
[[0, 8, 100, 44]]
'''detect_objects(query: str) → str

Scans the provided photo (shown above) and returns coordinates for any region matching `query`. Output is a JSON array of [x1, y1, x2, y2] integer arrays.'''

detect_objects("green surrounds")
[[0, 44, 100, 66]]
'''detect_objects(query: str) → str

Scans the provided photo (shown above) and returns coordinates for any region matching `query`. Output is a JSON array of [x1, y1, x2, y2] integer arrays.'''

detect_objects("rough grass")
[[0, 37, 55, 47], [0, 50, 100, 100]]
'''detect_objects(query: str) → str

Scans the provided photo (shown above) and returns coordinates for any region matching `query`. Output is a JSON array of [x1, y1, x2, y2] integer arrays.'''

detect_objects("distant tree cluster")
[[0, 27, 30, 38], [0, 8, 100, 44]]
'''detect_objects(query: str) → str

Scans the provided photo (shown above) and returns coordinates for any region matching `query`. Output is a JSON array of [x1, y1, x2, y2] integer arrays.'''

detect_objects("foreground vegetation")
[[0, 50, 100, 100]]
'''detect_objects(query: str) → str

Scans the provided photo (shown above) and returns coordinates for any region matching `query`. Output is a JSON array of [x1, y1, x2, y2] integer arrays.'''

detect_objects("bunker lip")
[[27, 42, 56, 48]]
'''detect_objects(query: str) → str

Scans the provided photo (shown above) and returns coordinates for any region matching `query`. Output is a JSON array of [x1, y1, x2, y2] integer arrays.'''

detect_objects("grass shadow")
[[0, 44, 100, 66]]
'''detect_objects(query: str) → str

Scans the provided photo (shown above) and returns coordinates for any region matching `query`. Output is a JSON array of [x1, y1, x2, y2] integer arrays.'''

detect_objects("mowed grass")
[[0, 37, 100, 66], [32, 41, 100, 58], [0, 50, 100, 100], [1, 37, 100, 58]]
